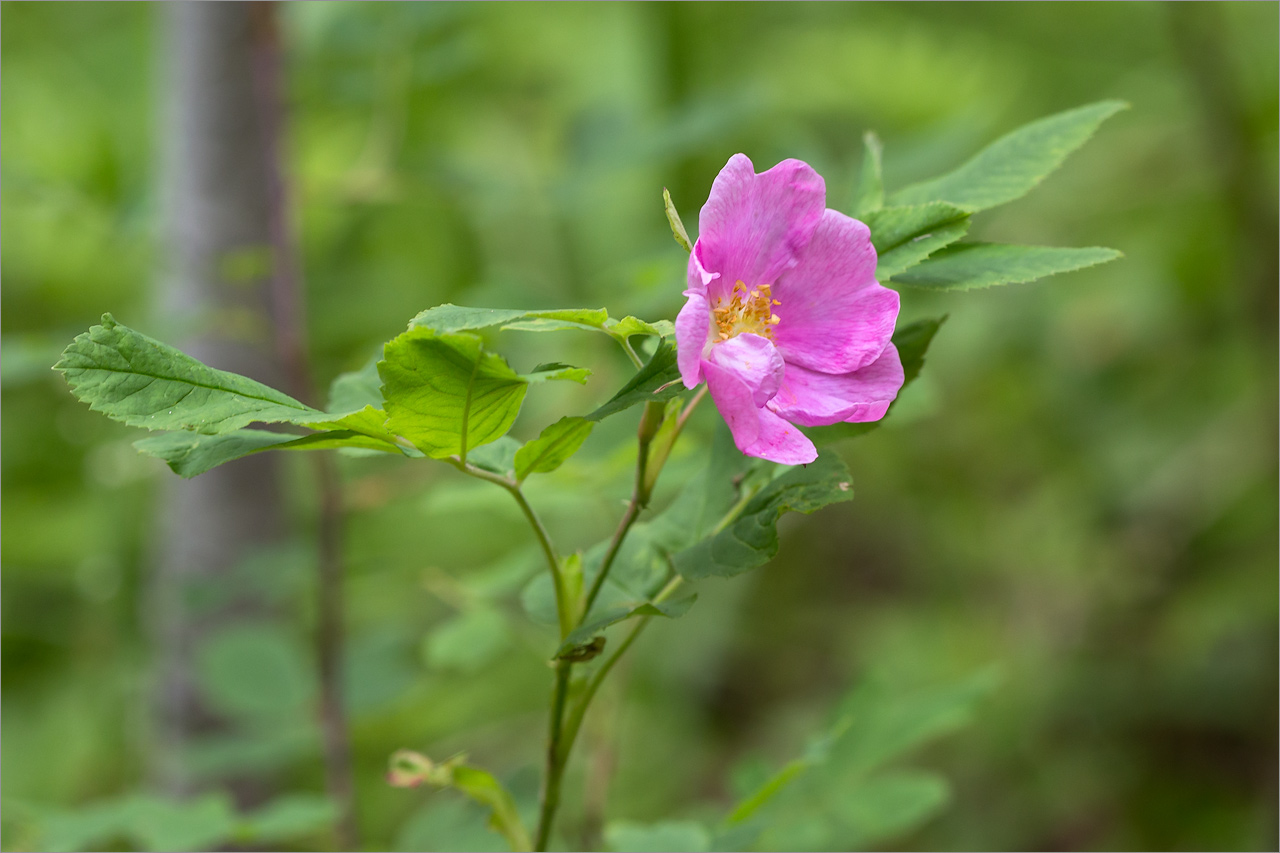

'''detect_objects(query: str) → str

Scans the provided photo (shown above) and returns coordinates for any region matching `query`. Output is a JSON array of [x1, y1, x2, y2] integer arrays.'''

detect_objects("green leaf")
[[604, 316, 676, 341], [410, 303, 608, 334], [865, 202, 971, 280], [851, 130, 884, 217], [514, 416, 594, 482], [468, 435, 522, 477], [606, 820, 711, 853], [555, 595, 696, 659], [327, 352, 384, 412], [523, 362, 591, 385], [380, 328, 528, 460], [834, 771, 951, 846], [890, 100, 1129, 211], [55, 315, 324, 434], [240, 795, 337, 844], [891, 242, 1121, 291], [134, 428, 403, 478], [673, 451, 855, 580], [586, 340, 685, 422], [805, 316, 946, 446], [663, 187, 694, 252]]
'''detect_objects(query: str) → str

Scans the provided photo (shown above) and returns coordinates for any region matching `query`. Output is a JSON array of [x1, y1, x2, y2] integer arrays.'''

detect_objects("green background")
[[3, 2, 1276, 850]]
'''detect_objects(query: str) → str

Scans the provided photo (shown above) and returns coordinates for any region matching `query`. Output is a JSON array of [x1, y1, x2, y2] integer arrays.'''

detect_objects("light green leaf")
[[134, 428, 404, 478], [604, 316, 676, 340], [663, 187, 694, 253], [380, 328, 528, 460], [606, 819, 711, 853], [892, 242, 1121, 291], [865, 203, 970, 280], [514, 416, 594, 482], [890, 100, 1129, 211], [673, 452, 854, 580], [586, 340, 685, 422], [55, 315, 324, 434], [835, 771, 951, 847], [410, 303, 608, 334], [805, 316, 947, 446], [851, 130, 884, 217], [522, 362, 591, 385], [555, 595, 696, 659]]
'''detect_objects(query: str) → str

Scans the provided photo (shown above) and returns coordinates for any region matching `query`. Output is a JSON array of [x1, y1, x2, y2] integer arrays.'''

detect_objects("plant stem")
[[535, 660, 573, 851]]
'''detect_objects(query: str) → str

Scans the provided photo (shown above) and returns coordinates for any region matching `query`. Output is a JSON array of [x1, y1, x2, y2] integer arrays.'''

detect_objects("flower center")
[[712, 281, 781, 341]]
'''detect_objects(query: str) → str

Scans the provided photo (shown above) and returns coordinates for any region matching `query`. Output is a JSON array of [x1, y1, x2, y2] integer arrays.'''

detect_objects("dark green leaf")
[[891, 242, 1121, 290], [514, 416, 594, 482], [380, 328, 528, 460], [555, 594, 696, 659], [55, 315, 324, 434], [468, 435, 522, 477], [134, 428, 403, 478], [890, 100, 1129, 211], [865, 203, 971, 280], [805, 316, 946, 446], [673, 451, 855, 580], [586, 340, 685, 422], [327, 352, 384, 412], [851, 130, 884, 217]]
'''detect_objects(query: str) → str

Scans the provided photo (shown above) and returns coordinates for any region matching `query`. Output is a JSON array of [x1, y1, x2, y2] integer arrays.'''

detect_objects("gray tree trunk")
[[150, 1, 288, 804]]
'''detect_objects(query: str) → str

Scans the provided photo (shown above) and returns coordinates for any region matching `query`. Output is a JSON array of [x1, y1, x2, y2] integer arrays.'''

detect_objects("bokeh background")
[[3, 2, 1277, 851]]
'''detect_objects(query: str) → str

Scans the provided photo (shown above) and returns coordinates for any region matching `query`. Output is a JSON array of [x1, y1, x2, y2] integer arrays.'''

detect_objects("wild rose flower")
[[675, 154, 904, 465]]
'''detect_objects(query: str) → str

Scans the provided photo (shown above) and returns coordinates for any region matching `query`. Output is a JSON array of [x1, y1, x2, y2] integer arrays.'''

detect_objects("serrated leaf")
[[410, 304, 608, 334], [673, 452, 855, 580], [663, 187, 693, 252], [805, 316, 947, 446], [135, 428, 404, 478], [55, 315, 324, 434], [555, 594, 695, 659], [380, 328, 528, 460], [514, 416, 594, 482], [586, 340, 685, 422], [604, 316, 676, 340], [851, 131, 884, 217], [523, 362, 591, 385], [890, 100, 1129, 211], [606, 819, 711, 853], [866, 203, 971, 280], [892, 243, 1121, 291]]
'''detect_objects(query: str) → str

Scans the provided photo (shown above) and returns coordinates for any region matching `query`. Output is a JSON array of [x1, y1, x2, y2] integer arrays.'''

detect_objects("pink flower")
[[675, 154, 904, 465]]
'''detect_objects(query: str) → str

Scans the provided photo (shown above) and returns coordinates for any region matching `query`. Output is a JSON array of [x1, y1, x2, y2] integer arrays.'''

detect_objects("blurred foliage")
[[2, 2, 1276, 851]]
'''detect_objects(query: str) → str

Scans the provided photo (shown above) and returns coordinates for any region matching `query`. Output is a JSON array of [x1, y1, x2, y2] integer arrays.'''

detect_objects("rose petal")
[[697, 154, 826, 303], [675, 291, 711, 388], [707, 333, 785, 407], [767, 344, 904, 427], [744, 407, 818, 465], [702, 357, 761, 450], [773, 209, 899, 374]]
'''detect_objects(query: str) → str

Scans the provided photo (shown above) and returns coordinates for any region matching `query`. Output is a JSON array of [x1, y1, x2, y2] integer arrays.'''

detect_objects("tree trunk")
[[150, 0, 289, 806]]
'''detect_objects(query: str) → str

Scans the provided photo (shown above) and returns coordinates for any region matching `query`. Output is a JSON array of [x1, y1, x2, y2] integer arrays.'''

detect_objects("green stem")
[[535, 660, 572, 851]]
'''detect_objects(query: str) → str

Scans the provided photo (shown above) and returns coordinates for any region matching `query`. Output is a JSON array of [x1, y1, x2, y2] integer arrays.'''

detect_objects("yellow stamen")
[[712, 280, 782, 342]]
